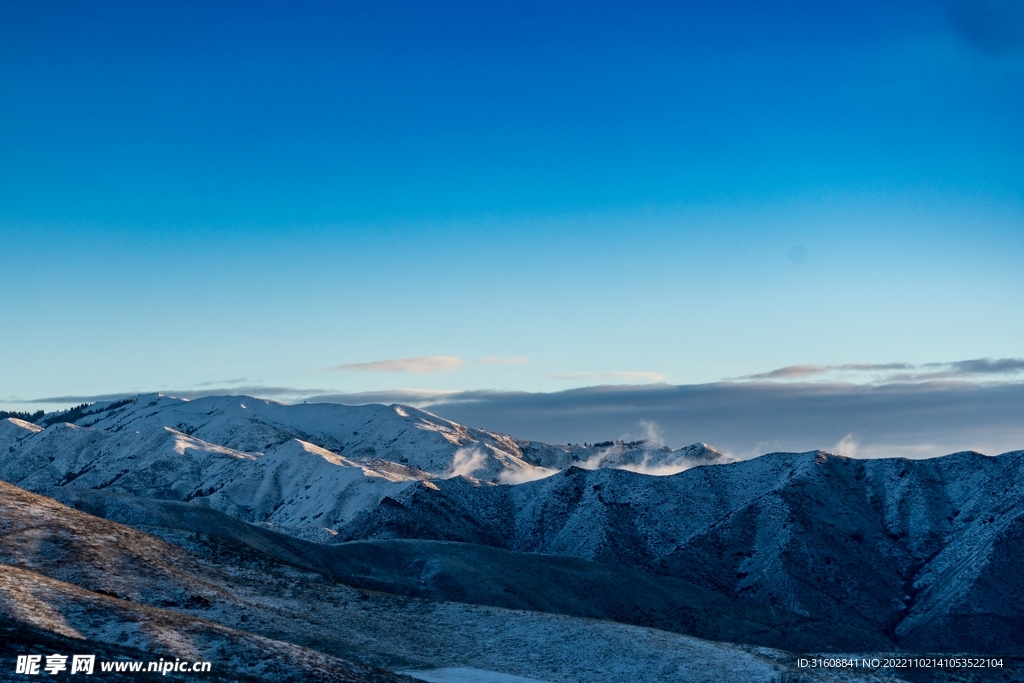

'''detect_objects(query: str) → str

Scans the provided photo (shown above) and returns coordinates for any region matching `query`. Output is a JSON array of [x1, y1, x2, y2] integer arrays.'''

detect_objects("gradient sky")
[[2, 1, 1023, 450]]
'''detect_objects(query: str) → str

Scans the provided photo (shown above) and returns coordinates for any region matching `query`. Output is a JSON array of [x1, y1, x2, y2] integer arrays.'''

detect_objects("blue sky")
[[2, 1, 1023, 453]]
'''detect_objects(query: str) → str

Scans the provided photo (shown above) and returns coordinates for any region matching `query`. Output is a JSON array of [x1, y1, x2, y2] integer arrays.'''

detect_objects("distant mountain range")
[[0, 394, 732, 541], [1, 393, 1022, 682]]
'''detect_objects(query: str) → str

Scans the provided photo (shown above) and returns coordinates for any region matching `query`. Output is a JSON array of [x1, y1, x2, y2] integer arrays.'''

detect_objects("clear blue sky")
[[2, 0, 1022, 414]]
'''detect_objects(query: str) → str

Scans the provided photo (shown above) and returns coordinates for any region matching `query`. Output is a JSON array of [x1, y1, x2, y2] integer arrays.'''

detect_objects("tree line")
[[1, 398, 136, 427], [0, 409, 45, 423]]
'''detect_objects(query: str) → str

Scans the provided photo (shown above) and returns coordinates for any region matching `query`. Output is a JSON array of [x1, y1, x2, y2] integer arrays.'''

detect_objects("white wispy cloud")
[[306, 388, 459, 407], [445, 446, 488, 479], [739, 358, 1024, 383], [22, 387, 464, 410], [833, 433, 860, 457], [334, 356, 464, 374], [742, 363, 913, 380], [497, 466, 558, 485], [21, 385, 330, 405]]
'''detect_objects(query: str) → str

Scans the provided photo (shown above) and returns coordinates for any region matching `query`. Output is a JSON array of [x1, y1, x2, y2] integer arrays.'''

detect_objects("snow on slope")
[[338, 448, 1024, 653], [5, 395, 1024, 655], [0, 566, 402, 683], [205, 439, 418, 542], [72, 394, 553, 481], [0, 418, 416, 540], [0, 395, 733, 540], [1, 481, 895, 683], [0, 420, 252, 500], [575, 441, 734, 475], [71, 394, 732, 480], [337, 450, 822, 558], [0, 418, 42, 453]]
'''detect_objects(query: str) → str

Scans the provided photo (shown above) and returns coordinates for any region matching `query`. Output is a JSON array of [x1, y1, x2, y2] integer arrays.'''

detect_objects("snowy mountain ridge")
[[0, 393, 731, 541], [337, 448, 1024, 653], [3, 393, 1023, 655]]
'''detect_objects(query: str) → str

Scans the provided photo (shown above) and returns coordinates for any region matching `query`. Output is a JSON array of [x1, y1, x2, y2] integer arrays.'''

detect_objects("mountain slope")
[[338, 450, 1024, 653], [3, 395, 1023, 656], [34, 484, 889, 652], [0, 395, 732, 539], [0, 481, 892, 683], [36, 393, 734, 481]]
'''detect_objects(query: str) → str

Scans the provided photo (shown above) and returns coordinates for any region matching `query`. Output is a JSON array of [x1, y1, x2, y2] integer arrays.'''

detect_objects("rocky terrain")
[[1, 393, 1023, 681]]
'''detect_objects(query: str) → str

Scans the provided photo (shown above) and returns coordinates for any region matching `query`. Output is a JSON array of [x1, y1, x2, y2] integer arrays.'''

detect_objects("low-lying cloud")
[[577, 420, 724, 476], [22, 385, 325, 405], [939, 358, 1024, 375], [20, 386, 456, 408], [445, 446, 488, 479], [17, 358, 1024, 462], [741, 358, 1024, 383], [419, 380, 1024, 460], [497, 466, 558, 485], [744, 363, 913, 380], [307, 388, 457, 405], [335, 356, 464, 374]]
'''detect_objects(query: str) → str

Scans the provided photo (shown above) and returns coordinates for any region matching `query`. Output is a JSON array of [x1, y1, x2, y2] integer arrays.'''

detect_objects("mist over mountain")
[[415, 380, 1024, 459]]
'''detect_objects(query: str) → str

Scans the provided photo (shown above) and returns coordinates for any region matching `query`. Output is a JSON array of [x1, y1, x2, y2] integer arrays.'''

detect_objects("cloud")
[[743, 362, 913, 380], [479, 356, 529, 365], [21, 385, 324, 405], [19, 357, 1024, 462], [833, 433, 859, 458], [576, 419, 714, 476], [548, 371, 668, 382], [931, 358, 1024, 375], [334, 356, 464, 374], [741, 358, 1024, 383], [497, 466, 558, 485], [617, 461, 697, 477], [183, 385, 312, 397], [743, 364, 830, 380], [419, 380, 1024, 460], [17, 386, 462, 411], [637, 419, 665, 446], [21, 393, 143, 405], [838, 363, 917, 372], [445, 446, 488, 479], [304, 389, 458, 406]]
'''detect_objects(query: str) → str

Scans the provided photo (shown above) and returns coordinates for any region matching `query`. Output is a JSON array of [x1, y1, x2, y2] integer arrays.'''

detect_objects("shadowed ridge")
[[33, 484, 890, 653]]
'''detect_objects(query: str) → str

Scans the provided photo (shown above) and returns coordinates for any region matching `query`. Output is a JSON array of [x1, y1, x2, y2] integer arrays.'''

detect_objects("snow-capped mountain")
[[0, 394, 731, 540], [2, 393, 1023, 658], [338, 448, 1024, 654]]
